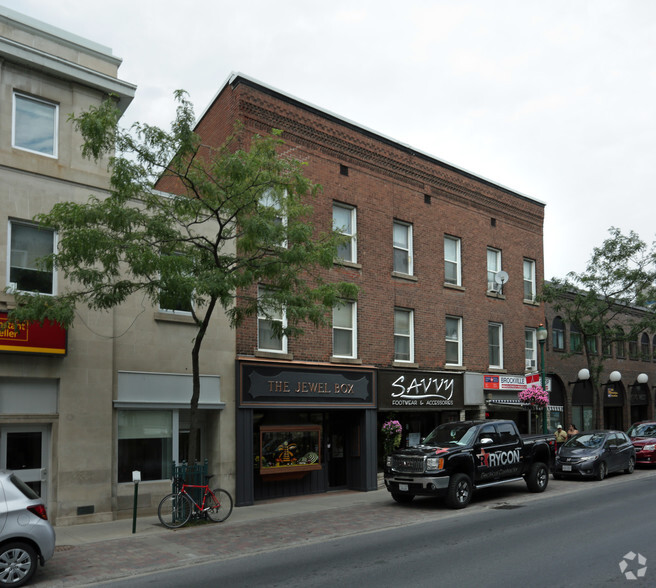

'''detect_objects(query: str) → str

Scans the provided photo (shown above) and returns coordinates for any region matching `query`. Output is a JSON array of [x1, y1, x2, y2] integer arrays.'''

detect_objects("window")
[[257, 286, 287, 353], [602, 332, 613, 358], [8, 221, 56, 294], [652, 335, 656, 362], [394, 308, 414, 362], [445, 316, 462, 366], [444, 236, 461, 286], [616, 328, 626, 359], [570, 324, 582, 353], [158, 252, 193, 314], [259, 188, 287, 247], [118, 410, 172, 483], [487, 248, 502, 293], [13, 93, 58, 157], [552, 316, 565, 351], [629, 338, 639, 360], [333, 203, 356, 263], [333, 301, 356, 358], [488, 323, 503, 369], [585, 335, 598, 355], [641, 333, 650, 361], [393, 221, 413, 275], [525, 328, 537, 371], [523, 259, 536, 301]]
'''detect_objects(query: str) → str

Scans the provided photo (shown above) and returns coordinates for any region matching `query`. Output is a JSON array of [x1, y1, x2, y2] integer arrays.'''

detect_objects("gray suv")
[[0, 471, 55, 586]]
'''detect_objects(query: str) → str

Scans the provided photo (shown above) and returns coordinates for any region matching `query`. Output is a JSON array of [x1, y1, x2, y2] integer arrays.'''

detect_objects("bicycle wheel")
[[158, 493, 192, 528], [205, 488, 233, 522]]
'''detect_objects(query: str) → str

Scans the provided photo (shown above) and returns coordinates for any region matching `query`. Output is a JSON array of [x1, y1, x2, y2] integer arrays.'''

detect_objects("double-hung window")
[[570, 324, 582, 353], [333, 203, 356, 263], [525, 328, 537, 371], [445, 316, 462, 366], [13, 93, 58, 157], [257, 286, 287, 353], [333, 301, 357, 358], [393, 221, 413, 275], [488, 322, 503, 369], [394, 308, 414, 362], [552, 316, 565, 351], [444, 235, 461, 286], [8, 221, 56, 294], [487, 248, 502, 293], [259, 188, 287, 247], [523, 259, 536, 302]]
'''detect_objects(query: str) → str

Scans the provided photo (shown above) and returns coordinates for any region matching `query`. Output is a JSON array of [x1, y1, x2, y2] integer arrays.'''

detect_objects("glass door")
[[0, 425, 50, 499]]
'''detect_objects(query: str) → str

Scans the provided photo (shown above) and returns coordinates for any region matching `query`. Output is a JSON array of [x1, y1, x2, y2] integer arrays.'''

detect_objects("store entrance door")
[[327, 419, 347, 489], [0, 425, 49, 499]]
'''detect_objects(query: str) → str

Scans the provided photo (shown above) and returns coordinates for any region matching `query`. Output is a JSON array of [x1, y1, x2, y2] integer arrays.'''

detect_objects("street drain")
[[492, 504, 523, 510]]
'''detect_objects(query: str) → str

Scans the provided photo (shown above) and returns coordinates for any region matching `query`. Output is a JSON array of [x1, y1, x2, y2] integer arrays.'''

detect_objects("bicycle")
[[158, 475, 233, 529]]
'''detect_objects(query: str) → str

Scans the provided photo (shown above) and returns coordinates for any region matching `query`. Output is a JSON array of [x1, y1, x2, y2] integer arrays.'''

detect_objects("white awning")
[[487, 399, 563, 411]]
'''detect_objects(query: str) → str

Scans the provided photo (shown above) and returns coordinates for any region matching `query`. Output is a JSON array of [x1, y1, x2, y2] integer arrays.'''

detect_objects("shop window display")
[[259, 425, 322, 475]]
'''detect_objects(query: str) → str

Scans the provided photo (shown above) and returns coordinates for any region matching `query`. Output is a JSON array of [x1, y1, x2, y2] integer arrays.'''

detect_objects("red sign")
[[0, 311, 67, 356]]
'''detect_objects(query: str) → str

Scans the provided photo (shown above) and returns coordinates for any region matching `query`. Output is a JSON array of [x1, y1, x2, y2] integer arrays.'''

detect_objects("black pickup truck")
[[384, 419, 554, 509]]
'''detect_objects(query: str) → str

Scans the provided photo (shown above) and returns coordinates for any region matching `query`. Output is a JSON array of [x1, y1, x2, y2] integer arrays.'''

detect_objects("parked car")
[[553, 430, 635, 480], [0, 471, 55, 587], [627, 421, 656, 466]]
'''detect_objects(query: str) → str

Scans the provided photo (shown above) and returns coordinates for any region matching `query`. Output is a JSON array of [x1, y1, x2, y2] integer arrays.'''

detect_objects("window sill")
[[487, 368, 507, 373], [392, 272, 418, 282], [444, 283, 465, 292], [392, 361, 418, 368], [443, 364, 466, 371], [334, 259, 362, 270], [153, 311, 196, 324], [486, 291, 506, 300], [330, 356, 362, 365], [254, 350, 293, 360], [523, 299, 539, 306]]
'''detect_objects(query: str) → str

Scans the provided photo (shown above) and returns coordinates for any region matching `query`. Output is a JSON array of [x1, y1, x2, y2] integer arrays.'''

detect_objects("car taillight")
[[27, 504, 48, 520]]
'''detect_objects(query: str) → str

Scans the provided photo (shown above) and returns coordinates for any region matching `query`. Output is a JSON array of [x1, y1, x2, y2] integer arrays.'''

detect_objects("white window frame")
[[445, 316, 463, 366], [8, 220, 57, 295], [333, 300, 357, 358], [393, 220, 413, 275], [394, 308, 414, 363], [12, 92, 58, 158], [525, 328, 537, 371], [333, 203, 357, 263], [523, 258, 536, 302], [444, 235, 461, 286], [257, 286, 288, 353], [488, 322, 504, 369], [487, 247, 502, 293]]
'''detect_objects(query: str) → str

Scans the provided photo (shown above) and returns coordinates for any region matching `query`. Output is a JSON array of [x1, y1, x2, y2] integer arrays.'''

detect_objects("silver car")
[[0, 471, 55, 587]]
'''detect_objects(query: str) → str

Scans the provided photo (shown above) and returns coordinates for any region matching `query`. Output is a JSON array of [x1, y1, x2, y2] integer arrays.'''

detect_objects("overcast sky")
[[6, 0, 656, 280]]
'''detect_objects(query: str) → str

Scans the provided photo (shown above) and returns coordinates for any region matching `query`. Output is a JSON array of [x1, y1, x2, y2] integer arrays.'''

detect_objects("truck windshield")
[[422, 423, 477, 447]]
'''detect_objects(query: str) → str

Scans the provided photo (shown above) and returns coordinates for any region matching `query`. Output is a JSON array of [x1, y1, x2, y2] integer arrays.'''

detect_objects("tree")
[[9, 91, 358, 463], [541, 227, 656, 427]]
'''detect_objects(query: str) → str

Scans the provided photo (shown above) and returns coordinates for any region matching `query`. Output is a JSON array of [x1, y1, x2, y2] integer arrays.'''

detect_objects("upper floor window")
[[488, 322, 503, 369], [552, 316, 565, 351], [616, 328, 626, 359], [570, 323, 582, 353], [629, 338, 639, 360], [602, 332, 613, 358], [259, 188, 287, 247], [487, 247, 502, 293], [13, 93, 58, 157], [393, 221, 413, 275], [444, 235, 461, 286], [8, 221, 56, 295], [257, 286, 287, 353], [333, 301, 357, 358], [523, 259, 536, 301], [333, 203, 356, 263], [585, 335, 598, 355], [445, 316, 462, 366], [158, 253, 193, 314], [394, 308, 414, 362], [641, 333, 650, 361], [525, 328, 537, 371]]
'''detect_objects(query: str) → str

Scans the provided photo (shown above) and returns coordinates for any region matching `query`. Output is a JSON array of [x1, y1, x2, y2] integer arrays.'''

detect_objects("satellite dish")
[[494, 270, 509, 285]]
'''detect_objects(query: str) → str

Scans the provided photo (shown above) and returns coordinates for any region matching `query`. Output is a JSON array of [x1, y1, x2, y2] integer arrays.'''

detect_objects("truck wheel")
[[391, 493, 414, 504], [526, 462, 549, 492], [445, 473, 472, 509]]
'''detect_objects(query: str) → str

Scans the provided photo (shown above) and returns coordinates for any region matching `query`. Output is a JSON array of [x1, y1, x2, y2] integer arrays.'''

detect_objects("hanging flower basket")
[[381, 419, 403, 455], [518, 385, 549, 408]]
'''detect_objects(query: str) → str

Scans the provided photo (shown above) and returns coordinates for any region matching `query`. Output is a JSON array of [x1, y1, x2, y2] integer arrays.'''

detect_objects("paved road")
[[35, 470, 656, 586]]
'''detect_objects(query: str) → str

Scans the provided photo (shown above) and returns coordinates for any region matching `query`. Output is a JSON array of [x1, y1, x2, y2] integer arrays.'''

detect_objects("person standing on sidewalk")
[[554, 424, 568, 450]]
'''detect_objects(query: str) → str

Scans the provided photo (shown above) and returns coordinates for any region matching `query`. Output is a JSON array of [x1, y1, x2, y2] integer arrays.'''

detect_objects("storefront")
[[235, 359, 378, 506], [377, 369, 464, 461]]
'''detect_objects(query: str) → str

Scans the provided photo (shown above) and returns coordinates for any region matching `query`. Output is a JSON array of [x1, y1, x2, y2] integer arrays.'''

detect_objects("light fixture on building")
[[578, 368, 590, 381], [637, 373, 649, 385], [609, 371, 622, 383]]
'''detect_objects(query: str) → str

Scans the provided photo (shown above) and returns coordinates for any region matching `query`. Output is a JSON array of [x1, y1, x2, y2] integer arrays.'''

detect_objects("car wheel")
[[391, 492, 415, 504], [445, 473, 472, 509], [625, 456, 635, 474], [526, 462, 549, 492], [595, 461, 607, 481], [0, 542, 37, 588]]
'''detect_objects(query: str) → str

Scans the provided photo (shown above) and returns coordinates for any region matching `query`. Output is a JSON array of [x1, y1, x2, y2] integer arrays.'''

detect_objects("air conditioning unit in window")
[[525, 359, 537, 370], [6, 282, 17, 294], [488, 281, 500, 292]]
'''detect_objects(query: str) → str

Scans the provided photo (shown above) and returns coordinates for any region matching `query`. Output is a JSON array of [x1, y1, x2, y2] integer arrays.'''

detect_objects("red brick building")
[[192, 73, 546, 504]]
